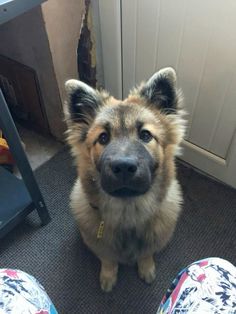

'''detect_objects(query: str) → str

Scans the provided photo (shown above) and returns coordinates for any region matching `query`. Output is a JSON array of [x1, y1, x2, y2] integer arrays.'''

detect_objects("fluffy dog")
[[64, 67, 186, 292]]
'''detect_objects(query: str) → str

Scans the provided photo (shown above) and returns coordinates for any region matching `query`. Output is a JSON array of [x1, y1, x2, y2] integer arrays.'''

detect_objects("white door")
[[99, 0, 236, 188]]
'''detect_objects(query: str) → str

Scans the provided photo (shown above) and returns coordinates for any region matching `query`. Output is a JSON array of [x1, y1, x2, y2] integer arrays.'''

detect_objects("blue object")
[[0, 89, 50, 238]]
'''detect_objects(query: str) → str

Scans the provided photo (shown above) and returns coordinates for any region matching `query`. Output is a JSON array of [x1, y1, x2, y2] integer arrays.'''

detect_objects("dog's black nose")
[[111, 157, 137, 178]]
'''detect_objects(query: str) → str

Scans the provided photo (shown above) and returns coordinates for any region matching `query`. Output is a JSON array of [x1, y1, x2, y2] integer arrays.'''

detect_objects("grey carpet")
[[0, 148, 236, 314]]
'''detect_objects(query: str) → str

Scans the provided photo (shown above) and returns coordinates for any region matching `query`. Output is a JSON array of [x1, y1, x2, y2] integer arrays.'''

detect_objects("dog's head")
[[64, 68, 185, 198]]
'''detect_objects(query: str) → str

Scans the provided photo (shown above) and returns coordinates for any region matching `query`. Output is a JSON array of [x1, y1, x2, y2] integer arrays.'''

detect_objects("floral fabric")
[[157, 258, 236, 314]]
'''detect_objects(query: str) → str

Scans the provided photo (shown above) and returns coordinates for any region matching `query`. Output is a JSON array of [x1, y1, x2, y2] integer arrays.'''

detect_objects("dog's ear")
[[65, 79, 101, 126], [140, 67, 179, 114]]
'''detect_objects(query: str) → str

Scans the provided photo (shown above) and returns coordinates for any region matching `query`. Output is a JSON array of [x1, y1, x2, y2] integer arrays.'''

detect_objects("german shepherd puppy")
[[64, 67, 186, 292]]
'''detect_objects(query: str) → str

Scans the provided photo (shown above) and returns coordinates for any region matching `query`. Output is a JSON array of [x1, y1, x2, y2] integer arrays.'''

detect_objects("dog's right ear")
[[65, 79, 101, 126]]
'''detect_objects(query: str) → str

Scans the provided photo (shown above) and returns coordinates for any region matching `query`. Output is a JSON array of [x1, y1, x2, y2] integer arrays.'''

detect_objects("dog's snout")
[[99, 140, 155, 197], [111, 157, 138, 178]]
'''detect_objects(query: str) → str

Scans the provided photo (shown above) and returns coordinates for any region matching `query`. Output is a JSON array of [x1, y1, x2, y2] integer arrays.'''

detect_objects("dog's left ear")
[[140, 67, 179, 113], [64, 79, 102, 126]]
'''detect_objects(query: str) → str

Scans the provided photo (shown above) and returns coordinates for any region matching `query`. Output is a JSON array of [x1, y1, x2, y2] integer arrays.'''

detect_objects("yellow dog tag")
[[97, 221, 105, 239]]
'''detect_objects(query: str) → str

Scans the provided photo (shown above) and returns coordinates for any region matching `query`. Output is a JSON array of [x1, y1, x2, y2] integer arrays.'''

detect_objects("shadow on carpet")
[[0, 148, 236, 313]]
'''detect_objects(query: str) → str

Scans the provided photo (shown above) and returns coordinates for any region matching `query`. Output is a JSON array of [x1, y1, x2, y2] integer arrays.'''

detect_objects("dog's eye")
[[139, 130, 153, 143], [98, 132, 109, 145]]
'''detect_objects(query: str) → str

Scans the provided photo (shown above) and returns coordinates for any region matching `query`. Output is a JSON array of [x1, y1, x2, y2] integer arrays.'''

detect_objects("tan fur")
[[64, 68, 186, 291]]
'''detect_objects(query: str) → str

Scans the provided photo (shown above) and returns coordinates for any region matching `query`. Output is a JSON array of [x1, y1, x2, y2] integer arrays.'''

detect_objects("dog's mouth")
[[107, 187, 147, 198]]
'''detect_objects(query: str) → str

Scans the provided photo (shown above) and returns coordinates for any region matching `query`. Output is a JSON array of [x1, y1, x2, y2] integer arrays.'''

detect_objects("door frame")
[[98, 0, 123, 99]]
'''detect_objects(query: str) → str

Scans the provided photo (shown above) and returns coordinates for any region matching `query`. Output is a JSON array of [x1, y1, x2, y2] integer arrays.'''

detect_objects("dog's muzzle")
[[98, 140, 156, 198]]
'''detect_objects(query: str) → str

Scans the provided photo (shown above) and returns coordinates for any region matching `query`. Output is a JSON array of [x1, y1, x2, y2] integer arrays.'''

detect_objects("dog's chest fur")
[[100, 194, 157, 263], [113, 226, 147, 263]]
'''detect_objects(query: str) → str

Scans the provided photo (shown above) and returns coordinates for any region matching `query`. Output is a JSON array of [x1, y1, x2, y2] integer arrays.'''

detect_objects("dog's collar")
[[90, 203, 99, 210], [89, 203, 104, 239]]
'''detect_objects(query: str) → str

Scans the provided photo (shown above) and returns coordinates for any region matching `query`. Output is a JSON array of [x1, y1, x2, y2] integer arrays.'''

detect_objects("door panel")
[[99, 0, 122, 99], [122, 0, 138, 98], [135, 0, 160, 83], [209, 73, 236, 158]]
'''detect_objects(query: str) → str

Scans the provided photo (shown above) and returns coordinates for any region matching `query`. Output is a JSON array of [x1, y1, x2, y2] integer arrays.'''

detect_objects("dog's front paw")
[[100, 273, 117, 292], [100, 260, 118, 292], [138, 256, 156, 284], [138, 264, 156, 284]]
